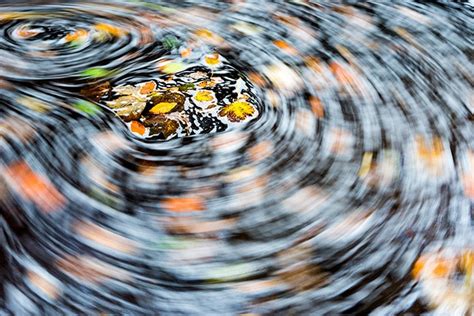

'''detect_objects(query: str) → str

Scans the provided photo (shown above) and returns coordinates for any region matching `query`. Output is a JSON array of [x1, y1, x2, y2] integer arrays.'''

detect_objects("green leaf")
[[73, 100, 101, 116], [163, 35, 180, 50], [80, 67, 114, 78], [178, 82, 195, 91]]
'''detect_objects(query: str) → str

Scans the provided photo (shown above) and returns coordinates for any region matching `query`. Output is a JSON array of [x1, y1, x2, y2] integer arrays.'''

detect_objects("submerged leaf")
[[81, 67, 114, 78], [162, 35, 180, 50], [73, 100, 101, 116], [162, 196, 205, 212], [150, 92, 185, 112], [219, 100, 256, 122], [178, 82, 195, 91], [94, 23, 126, 38]]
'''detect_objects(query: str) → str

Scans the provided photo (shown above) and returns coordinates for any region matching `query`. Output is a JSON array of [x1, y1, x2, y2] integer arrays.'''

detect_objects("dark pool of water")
[[0, 0, 473, 314]]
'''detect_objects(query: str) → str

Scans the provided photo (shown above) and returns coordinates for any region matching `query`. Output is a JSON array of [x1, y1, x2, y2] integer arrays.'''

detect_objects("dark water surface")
[[0, 1, 473, 315]]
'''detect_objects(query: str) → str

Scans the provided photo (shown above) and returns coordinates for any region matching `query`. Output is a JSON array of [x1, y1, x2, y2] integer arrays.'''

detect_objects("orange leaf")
[[162, 196, 205, 212], [75, 221, 136, 254], [329, 61, 358, 87], [27, 270, 59, 299], [309, 96, 324, 118], [180, 47, 192, 58], [6, 161, 65, 213], [130, 120, 146, 135], [65, 29, 88, 43], [273, 40, 298, 55], [95, 23, 125, 37], [139, 81, 156, 94]]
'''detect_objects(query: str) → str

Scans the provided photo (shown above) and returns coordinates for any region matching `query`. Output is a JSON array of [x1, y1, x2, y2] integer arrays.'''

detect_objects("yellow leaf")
[[195, 90, 214, 102], [149, 102, 178, 114], [159, 62, 187, 74], [219, 100, 255, 122], [94, 23, 125, 38], [204, 53, 220, 66]]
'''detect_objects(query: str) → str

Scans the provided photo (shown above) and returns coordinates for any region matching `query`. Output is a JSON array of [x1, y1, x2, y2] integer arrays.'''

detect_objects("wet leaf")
[[204, 53, 220, 66], [27, 270, 59, 300], [65, 29, 88, 44], [80, 81, 111, 101], [219, 100, 256, 122], [273, 39, 298, 55], [162, 35, 180, 50], [309, 96, 324, 118], [17, 96, 51, 113], [75, 221, 136, 254], [150, 102, 178, 114], [178, 82, 195, 91], [5, 161, 65, 213], [194, 90, 214, 102], [206, 263, 255, 282], [81, 67, 114, 78], [162, 196, 205, 212], [130, 120, 146, 135], [73, 100, 101, 116], [159, 62, 187, 74], [150, 92, 185, 112], [94, 23, 126, 38], [142, 116, 179, 138], [139, 81, 156, 94]]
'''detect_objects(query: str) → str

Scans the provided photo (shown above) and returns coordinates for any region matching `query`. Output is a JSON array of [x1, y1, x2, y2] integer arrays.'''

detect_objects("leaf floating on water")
[[309, 96, 324, 118], [80, 81, 111, 101], [149, 102, 178, 114], [5, 161, 65, 213], [130, 120, 146, 135], [139, 81, 156, 94], [75, 221, 136, 254], [150, 92, 185, 112], [219, 100, 256, 122], [94, 22, 126, 38], [142, 116, 179, 138], [80, 67, 114, 78], [17, 96, 51, 113], [162, 196, 205, 212], [204, 53, 221, 67], [65, 29, 88, 45], [194, 90, 214, 102], [73, 100, 101, 116], [178, 82, 195, 91], [206, 263, 255, 283], [159, 61, 187, 74], [162, 35, 180, 50]]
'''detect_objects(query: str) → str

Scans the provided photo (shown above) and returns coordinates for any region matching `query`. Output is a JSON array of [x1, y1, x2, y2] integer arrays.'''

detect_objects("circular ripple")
[[0, 1, 473, 315]]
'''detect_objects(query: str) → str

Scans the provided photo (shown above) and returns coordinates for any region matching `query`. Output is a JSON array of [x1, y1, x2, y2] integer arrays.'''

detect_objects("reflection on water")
[[0, 0, 473, 314]]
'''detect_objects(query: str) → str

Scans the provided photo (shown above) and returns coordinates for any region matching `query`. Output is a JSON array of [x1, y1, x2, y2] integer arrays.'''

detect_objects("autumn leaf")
[[27, 270, 59, 299], [80, 81, 111, 101], [159, 61, 187, 74], [17, 96, 51, 113], [219, 100, 256, 122], [16, 26, 40, 39], [139, 81, 156, 94], [162, 196, 205, 212], [142, 116, 179, 138], [150, 92, 185, 112], [65, 29, 88, 45], [75, 221, 136, 254], [5, 161, 65, 213], [94, 23, 126, 38], [273, 39, 298, 55], [194, 90, 214, 102], [130, 120, 146, 135], [309, 96, 324, 118], [73, 100, 101, 116], [204, 53, 221, 66], [150, 102, 178, 114]]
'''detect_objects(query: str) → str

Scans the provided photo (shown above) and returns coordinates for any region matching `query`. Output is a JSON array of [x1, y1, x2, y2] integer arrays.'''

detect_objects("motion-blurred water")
[[0, 1, 473, 314]]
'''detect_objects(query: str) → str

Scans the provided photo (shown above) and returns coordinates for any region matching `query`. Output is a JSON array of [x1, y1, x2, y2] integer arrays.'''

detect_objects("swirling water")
[[0, 1, 473, 315]]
